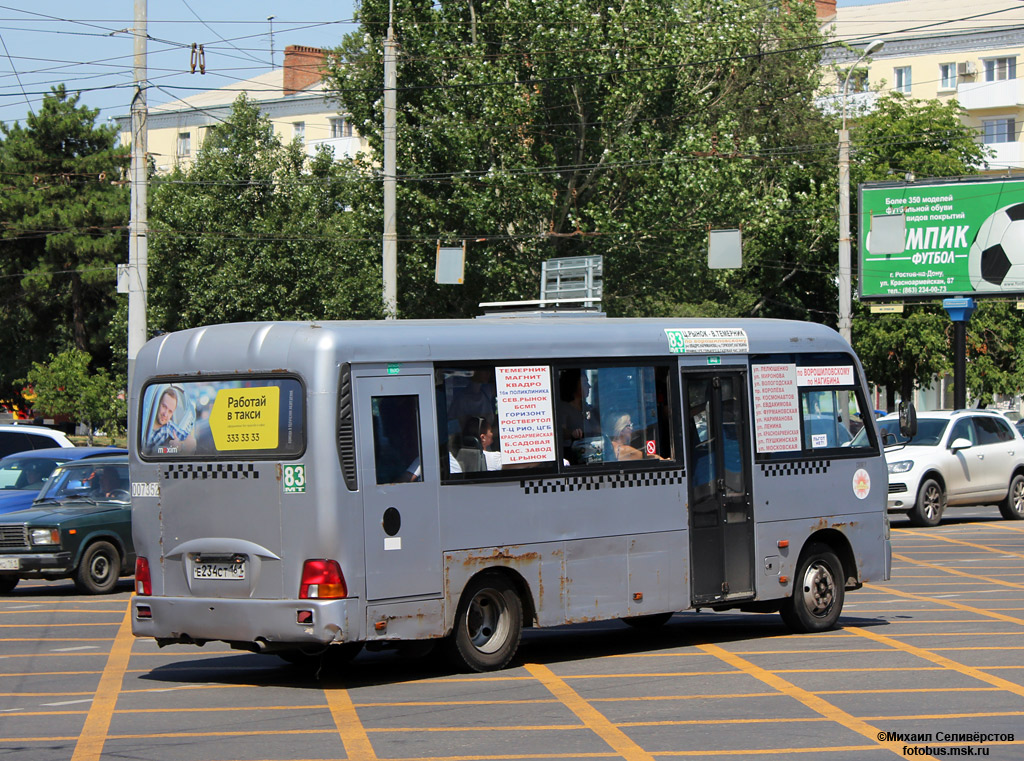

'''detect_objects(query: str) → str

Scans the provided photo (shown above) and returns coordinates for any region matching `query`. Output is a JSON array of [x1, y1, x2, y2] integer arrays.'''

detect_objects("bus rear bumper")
[[131, 596, 359, 649]]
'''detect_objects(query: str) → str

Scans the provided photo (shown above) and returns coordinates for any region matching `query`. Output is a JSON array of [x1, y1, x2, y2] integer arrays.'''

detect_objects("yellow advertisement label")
[[209, 387, 279, 451]]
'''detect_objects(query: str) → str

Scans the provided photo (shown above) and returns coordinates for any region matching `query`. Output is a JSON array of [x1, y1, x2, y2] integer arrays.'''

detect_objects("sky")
[[0, 1, 359, 128], [0, 0, 886, 130]]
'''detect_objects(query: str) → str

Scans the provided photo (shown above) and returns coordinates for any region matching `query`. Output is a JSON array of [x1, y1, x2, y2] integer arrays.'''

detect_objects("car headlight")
[[887, 460, 914, 474], [29, 528, 60, 546]]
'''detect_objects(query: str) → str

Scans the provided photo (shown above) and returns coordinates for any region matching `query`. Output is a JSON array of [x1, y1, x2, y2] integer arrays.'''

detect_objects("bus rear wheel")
[[448, 573, 523, 672], [780, 544, 844, 633]]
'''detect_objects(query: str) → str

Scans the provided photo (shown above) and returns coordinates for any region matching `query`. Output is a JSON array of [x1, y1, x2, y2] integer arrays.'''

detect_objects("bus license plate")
[[0, 558, 18, 571], [193, 562, 246, 580]]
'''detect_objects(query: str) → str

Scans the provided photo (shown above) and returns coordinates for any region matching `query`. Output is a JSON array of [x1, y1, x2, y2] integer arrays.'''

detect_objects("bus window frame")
[[137, 373, 308, 463], [750, 353, 879, 462], [436, 357, 683, 485]]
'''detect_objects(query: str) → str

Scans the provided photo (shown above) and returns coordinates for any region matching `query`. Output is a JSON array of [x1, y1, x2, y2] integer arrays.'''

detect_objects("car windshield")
[[877, 418, 949, 446], [0, 456, 66, 491], [35, 462, 130, 504]]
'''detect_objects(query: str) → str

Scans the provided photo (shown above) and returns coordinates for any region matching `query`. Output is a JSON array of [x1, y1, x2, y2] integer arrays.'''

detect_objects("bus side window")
[[559, 364, 673, 466], [437, 367, 500, 478], [371, 395, 424, 484]]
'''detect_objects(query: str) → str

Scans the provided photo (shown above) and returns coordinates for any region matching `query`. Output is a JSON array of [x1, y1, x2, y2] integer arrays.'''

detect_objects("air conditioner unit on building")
[[957, 61, 977, 77]]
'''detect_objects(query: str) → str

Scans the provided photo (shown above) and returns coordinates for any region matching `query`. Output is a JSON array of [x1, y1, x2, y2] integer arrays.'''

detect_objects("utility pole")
[[268, 16, 276, 68], [838, 39, 883, 346], [382, 0, 398, 318], [128, 0, 148, 388]]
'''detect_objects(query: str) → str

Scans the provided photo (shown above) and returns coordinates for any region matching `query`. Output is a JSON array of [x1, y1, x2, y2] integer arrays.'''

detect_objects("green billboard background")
[[859, 178, 1024, 300]]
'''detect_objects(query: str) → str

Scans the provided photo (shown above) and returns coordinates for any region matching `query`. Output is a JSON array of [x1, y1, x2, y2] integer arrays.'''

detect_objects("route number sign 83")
[[283, 464, 306, 494]]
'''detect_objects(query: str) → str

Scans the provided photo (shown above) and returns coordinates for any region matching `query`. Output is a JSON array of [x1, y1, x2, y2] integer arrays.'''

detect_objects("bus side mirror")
[[898, 401, 917, 439]]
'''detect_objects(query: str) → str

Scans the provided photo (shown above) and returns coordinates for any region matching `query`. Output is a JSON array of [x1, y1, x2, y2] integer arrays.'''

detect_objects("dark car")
[[0, 455, 133, 595], [0, 447, 127, 516]]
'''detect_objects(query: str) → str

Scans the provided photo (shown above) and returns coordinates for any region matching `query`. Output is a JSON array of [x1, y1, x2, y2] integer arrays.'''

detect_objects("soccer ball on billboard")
[[968, 202, 1024, 292]]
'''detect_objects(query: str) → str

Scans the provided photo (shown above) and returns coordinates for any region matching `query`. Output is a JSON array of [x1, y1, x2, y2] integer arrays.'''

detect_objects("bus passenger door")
[[683, 371, 755, 605], [355, 373, 441, 601]]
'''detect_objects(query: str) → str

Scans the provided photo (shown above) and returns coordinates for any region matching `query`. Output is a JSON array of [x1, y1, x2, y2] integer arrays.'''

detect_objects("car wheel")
[[780, 543, 845, 633], [0, 576, 18, 594], [999, 473, 1024, 520], [446, 573, 523, 672], [74, 541, 121, 595], [909, 478, 945, 527]]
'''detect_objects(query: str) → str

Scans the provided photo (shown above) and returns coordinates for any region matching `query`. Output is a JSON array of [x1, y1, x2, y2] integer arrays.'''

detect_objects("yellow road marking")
[[526, 662, 657, 761], [324, 686, 378, 761], [898, 529, 1024, 558], [892, 553, 1024, 589], [864, 583, 1024, 625], [697, 643, 913, 758], [69, 603, 134, 761], [849, 626, 1024, 698]]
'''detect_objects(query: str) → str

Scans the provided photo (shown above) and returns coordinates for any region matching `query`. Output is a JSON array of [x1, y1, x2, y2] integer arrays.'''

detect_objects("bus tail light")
[[299, 559, 348, 599], [135, 557, 152, 596]]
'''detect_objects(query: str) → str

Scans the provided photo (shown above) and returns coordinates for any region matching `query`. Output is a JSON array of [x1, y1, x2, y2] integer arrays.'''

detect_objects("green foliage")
[[849, 93, 993, 402], [22, 349, 126, 445], [325, 0, 837, 319], [148, 95, 383, 332], [0, 86, 129, 403]]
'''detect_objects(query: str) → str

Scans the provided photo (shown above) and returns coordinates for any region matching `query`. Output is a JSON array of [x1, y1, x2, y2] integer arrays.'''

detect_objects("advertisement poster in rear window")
[[139, 378, 304, 459]]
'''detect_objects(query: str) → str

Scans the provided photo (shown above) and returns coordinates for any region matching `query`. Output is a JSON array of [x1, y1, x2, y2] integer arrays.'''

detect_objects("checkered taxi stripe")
[[163, 463, 260, 480], [521, 469, 685, 495], [759, 460, 830, 477]]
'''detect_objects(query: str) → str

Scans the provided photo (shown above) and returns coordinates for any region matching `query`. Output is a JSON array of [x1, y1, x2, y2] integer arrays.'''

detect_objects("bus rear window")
[[139, 378, 304, 459]]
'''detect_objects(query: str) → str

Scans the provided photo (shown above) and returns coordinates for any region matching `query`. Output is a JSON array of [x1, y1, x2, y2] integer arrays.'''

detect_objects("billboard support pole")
[[943, 297, 975, 410]]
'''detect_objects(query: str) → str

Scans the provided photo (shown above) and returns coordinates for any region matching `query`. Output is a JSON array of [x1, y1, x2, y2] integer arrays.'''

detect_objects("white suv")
[[0, 424, 74, 459], [877, 409, 1024, 526]]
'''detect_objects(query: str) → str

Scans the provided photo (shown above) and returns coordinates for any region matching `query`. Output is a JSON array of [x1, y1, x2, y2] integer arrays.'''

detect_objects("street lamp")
[[838, 38, 884, 346]]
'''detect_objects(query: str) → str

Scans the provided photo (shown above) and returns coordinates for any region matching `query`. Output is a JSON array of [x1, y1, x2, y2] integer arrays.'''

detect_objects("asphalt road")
[[1, 507, 1022, 761]]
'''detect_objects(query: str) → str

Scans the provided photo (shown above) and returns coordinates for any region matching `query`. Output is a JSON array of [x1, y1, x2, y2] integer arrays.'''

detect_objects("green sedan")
[[0, 455, 133, 595]]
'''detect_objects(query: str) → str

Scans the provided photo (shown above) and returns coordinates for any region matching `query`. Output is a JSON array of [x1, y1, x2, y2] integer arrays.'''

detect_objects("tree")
[[22, 349, 126, 445], [147, 95, 382, 333], [848, 93, 990, 405], [324, 0, 838, 319], [0, 86, 129, 404]]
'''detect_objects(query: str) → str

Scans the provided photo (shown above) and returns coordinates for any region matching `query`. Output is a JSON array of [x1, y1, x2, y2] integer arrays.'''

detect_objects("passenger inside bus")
[[558, 369, 599, 463], [455, 416, 502, 473]]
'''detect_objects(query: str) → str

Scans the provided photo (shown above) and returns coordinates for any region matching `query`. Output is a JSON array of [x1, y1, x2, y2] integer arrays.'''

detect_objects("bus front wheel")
[[780, 544, 844, 633], [448, 573, 523, 672]]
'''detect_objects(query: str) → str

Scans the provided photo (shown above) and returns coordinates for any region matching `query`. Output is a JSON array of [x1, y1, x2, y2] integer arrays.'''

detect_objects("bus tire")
[[74, 541, 121, 595], [448, 573, 523, 672], [621, 612, 673, 630], [0, 576, 17, 594], [909, 478, 944, 527], [999, 474, 1024, 520], [780, 544, 844, 633]]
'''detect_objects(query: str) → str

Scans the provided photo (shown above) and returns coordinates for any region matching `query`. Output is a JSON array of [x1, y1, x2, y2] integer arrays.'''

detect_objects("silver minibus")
[[129, 317, 891, 671]]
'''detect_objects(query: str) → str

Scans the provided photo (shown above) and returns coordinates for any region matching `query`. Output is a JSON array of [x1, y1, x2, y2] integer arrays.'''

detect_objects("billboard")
[[859, 177, 1024, 300]]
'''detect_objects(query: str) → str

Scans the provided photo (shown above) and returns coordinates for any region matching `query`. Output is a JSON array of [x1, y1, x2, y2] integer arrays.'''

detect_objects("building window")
[[984, 57, 1016, 82], [330, 117, 353, 139], [293, 122, 305, 143], [894, 66, 912, 94], [176, 132, 191, 157], [983, 117, 1016, 144], [844, 68, 869, 94], [939, 63, 957, 90]]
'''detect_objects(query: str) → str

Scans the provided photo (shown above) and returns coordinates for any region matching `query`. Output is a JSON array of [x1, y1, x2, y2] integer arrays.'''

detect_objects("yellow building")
[[825, 0, 1024, 174], [117, 46, 366, 173]]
